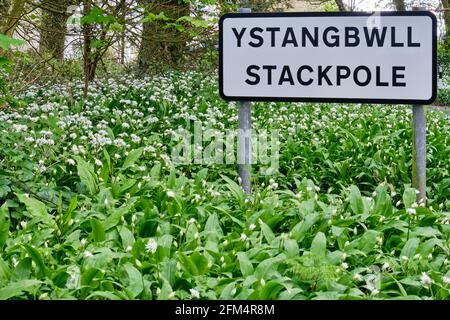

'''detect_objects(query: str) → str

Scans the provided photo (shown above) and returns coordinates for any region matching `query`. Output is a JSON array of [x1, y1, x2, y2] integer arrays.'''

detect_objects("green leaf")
[[0, 34, 25, 50], [24, 245, 47, 278], [81, 268, 100, 286], [157, 278, 173, 300], [358, 230, 380, 254], [236, 252, 254, 277], [222, 175, 245, 205], [141, 12, 171, 23], [0, 202, 10, 248], [11, 258, 32, 282], [118, 179, 136, 195], [0, 257, 11, 284], [373, 185, 393, 216], [176, 16, 211, 28], [254, 257, 281, 279], [204, 213, 223, 242], [90, 218, 105, 242], [103, 197, 136, 230], [160, 259, 176, 287], [86, 291, 121, 300], [75, 156, 97, 194], [0, 279, 41, 300], [349, 185, 364, 215], [279, 288, 303, 300], [290, 214, 319, 242], [310, 232, 327, 256], [401, 238, 420, 259], [123, 263, 143, 298], [119, 226, 135, 249], [403, 187, 417, 208], [156, 234, 173, 261], [259, 280, 284, 299], [179, 252, 208, 276], [121, 147, 144, 171], [81, 6, 116, 25], [16, 194, 55, 228], [284, 239, 299, 258], [260, 220, 275, 243], [91, 39, 105, 49]]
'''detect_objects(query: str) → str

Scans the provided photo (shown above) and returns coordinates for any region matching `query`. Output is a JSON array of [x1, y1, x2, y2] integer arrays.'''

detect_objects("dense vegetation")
[[0, 72, 449, 299], [0, 0, 449, 301]]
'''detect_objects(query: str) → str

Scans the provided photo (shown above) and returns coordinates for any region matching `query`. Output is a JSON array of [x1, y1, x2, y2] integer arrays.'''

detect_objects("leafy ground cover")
[[0, 71, 449, 300]]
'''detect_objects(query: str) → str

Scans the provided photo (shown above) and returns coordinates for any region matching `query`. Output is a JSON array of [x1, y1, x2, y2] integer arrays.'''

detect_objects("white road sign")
[[219, 12, 437, 104]]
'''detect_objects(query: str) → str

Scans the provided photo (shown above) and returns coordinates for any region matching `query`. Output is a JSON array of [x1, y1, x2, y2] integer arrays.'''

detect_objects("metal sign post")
[[412, 6, 427, 204], [238, 7, 252, 195]]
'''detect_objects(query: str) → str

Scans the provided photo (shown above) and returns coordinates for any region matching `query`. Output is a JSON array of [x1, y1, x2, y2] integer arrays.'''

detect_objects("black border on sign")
[[218, 11, 438, 105]]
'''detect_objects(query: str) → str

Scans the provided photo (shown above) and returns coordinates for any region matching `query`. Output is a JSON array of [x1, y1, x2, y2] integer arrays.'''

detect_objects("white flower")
[[130, 134, 141, 143], [420, 272, 432, 287], [80, 238, 87, 247], [443, 276, 450, 284], [376, 236, 383, 245], [84, 251, 93, 258], [145, 238, 158, 254], [240, 233, 248, 241], [190, 288, 200, 299], [353, 274, 363, 282], [66, 158, 76, 165], [95, 159, 102, 166], [341, 262, 349, 269], [167, 190, 175, 198], [71, 144, 79, 154], [188, 218, 196, 224], [249, 223, 256, 230], [401, 256, 409, 262], [382, 262, 390, 271], [407, 208, 416, 215]]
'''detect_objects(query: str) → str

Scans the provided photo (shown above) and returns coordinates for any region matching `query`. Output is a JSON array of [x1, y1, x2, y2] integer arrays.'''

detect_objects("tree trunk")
[[119, 0, 126, 64], [335, 0, 347, 11], [82, 0, 93, 98], [136, 0, 190, 76], [393, 0, 406, 11], [39, 0, 73, 60], [442, 0, 450, 49], [0, 0, 11, 27], [0, 0, 26, 36]]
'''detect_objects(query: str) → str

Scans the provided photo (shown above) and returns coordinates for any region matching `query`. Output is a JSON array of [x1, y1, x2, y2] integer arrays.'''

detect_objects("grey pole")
[[238, 7, 252, 195], [412, 6, 427, 204]]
